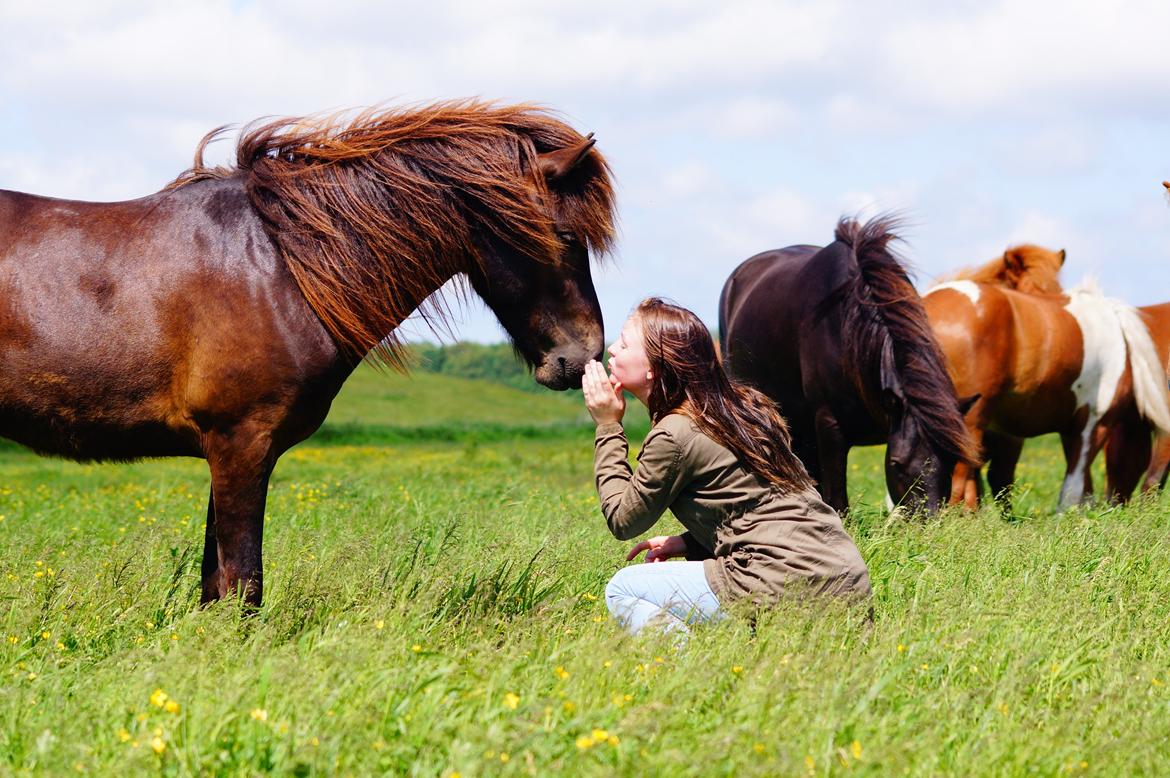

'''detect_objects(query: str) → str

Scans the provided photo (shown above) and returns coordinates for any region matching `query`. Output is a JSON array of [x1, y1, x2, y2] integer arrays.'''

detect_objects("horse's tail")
[[1116, 303, 1170, 434], [835, 216, 980, 466]]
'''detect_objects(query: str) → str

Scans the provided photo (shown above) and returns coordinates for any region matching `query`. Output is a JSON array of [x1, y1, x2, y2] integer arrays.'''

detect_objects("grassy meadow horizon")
[[2, 362, 1169, 775]]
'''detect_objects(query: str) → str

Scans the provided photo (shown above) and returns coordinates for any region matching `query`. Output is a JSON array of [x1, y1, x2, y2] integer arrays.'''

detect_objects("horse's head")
[[468, 134, 615, 390], [882, 385, 978, 513], [997, 245, 1065, 295]]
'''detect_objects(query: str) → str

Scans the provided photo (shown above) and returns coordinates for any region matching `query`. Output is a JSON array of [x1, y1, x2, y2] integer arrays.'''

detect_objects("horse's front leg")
[[201, 489, 219, 604], [201, 428, 276, 607], [813, 408, 850, 514], [950, 426, 984, 509], [984, 431, 1024, 509], [1058, 411, 1096, 510]]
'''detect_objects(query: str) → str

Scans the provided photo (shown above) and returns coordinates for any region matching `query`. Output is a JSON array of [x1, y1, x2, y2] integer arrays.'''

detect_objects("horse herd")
[[0, 101, 1165, 606], [721, 219, 1170, 517]]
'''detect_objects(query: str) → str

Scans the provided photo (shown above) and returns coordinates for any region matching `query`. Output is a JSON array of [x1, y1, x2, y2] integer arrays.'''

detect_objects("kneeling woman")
[[582, 298, 871, 635]]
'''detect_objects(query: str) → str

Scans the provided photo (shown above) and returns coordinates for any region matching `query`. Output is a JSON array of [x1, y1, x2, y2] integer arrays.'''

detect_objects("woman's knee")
[[605, 566, 637, 609]]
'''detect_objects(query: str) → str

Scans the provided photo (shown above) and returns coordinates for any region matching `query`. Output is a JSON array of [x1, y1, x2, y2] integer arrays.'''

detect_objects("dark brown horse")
[[0, 101, 616, 606], [719, 217, 977, 514]]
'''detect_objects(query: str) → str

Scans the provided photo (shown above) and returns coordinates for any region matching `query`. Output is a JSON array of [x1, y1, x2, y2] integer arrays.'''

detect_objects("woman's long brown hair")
[[637, 298, 813, 492]]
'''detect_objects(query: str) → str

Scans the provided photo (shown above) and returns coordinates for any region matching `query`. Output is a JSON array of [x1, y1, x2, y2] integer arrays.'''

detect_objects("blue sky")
[[3, 0, 1168, 344]]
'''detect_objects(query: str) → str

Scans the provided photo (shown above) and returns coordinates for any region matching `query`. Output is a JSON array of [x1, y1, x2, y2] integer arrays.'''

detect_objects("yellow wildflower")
[[250, 708, 268, 722], [150, 737, 166, 754], [607, 735, 620, 746], [375, 620, 385, 630], [897, 643, 905, 653], [40, 631, 50, 640], [612, 694, 625, 707], [753, 743, 766, 755], [732, 665, 743, 674], [576, 735, 595, 750], [503, 692, 521, 710], [7, 636, 17, 644], [164, 700, 180, 714], [603, 660, 612, 669], [411, 644, 422, 653], [563, 701, 576, 713], [150, 689, 168, 708], [499, 753, 510, 763], [555, 666, 569, 680], [118, 728, 131, 743], [591, 728, 609, 741], [851, 740, 862, 759]]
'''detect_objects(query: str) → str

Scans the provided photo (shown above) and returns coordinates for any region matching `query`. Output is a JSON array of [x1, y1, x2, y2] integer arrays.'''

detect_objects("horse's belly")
[[987, 389, 1079, 438], [0, 405, 200, 462]]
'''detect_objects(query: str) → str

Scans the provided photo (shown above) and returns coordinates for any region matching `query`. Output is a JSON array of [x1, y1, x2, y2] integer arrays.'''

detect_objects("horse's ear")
[[1058, 249, 1067, 266], [538, 133, 596, 182], [957, 393, 981, 416], [1002, 249, 1024, 273], [1163, 181, 1170, 191]]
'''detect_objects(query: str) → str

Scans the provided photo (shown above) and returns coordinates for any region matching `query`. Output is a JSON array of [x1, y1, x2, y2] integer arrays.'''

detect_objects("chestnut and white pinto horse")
[[926, 269, 1170, 510]]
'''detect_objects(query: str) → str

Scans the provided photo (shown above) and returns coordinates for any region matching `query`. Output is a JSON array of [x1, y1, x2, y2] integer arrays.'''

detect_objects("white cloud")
[[3, 1, 1169, 340]]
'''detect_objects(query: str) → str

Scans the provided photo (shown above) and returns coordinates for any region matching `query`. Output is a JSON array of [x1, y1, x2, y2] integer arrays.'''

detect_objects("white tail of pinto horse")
[[1067, 279, 1170, 435]]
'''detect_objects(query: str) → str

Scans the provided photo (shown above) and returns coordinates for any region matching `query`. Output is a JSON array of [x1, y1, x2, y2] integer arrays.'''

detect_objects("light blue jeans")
[[605, 561, 723, 635]]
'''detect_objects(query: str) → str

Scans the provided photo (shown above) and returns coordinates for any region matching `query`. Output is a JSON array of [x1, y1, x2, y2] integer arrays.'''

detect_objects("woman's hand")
[[582, 359, 626, 425], [626, 535, 687, 563]]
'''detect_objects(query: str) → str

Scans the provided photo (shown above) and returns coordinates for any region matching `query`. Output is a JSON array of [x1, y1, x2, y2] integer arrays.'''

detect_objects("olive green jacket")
[[594, 414, 871, 602]]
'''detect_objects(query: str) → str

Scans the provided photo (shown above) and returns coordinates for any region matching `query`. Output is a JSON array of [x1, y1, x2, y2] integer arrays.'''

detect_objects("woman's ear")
[[646, 371, 653, 380]]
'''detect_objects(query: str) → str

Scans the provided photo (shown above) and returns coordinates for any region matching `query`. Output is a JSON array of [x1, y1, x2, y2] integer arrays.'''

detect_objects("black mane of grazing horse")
[[719, 217, 976, 513]]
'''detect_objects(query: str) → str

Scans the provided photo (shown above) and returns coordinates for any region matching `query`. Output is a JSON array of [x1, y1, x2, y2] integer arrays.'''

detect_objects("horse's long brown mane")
[[170, 100, 616, 367], [836, 217, 979, 466], [948, 244, 1065, 295]]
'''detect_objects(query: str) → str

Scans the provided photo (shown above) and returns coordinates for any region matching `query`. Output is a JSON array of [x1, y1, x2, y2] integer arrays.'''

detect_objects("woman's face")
[[607, 315, 652, 399]]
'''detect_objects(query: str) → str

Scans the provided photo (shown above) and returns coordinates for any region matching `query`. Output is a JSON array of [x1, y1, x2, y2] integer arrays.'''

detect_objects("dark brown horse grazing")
[[0, 101, 616, 606], [719, 217, 977, 514]]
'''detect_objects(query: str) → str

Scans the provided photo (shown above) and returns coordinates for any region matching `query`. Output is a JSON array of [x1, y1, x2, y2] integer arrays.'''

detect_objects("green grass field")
[[2, 365, 1169, 776]]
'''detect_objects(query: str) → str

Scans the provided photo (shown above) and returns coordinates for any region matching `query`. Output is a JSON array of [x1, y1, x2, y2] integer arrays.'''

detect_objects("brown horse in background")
[[926, 247, 1170, 508], [1109, 303, 1170, 492], [0, 101, 617, 606]]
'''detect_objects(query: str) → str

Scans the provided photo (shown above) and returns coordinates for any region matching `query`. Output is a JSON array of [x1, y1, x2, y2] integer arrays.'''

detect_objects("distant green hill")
[[312, 362, 650, 445]]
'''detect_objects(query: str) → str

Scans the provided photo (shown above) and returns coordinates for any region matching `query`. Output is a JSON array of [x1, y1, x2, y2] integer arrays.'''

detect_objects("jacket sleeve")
[[593, 422, 688, 540]]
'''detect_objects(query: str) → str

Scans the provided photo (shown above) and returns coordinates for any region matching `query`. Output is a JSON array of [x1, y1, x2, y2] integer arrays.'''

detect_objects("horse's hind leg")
[[1142, 431, 1170, 492], [1058, 411, 1095, 509], [984, 432, 1024, 509], [201, 428, 276, 606], [1104, 417, 1151, 504]]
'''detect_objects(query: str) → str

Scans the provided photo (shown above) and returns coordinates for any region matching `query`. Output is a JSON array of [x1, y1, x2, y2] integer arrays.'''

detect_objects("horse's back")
[[0, 180, 345, 461], [926, 282, 1084, 435], [720, 245, 820, 389]]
